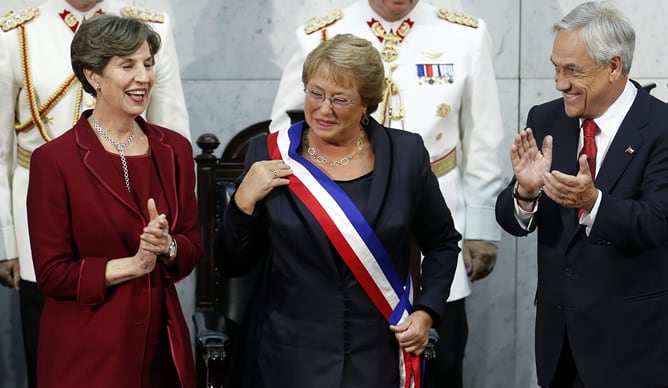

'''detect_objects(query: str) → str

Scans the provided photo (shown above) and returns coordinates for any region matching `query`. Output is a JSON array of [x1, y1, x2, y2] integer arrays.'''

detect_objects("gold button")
[[436, 132, 443, 140], [85, 99, 95, 108]]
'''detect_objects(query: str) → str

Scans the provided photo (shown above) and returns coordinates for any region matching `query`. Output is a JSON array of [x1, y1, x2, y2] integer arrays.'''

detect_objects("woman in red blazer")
[[26, 14, 201, 388]]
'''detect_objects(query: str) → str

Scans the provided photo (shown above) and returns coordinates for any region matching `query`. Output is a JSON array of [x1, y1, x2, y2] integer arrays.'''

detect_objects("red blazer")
[[27, 111, 202, 388]]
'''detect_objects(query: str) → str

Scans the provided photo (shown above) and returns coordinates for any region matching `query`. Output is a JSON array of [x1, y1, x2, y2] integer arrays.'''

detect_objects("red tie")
[[578, 119, 597, 218], [580, 119, 598, 180]]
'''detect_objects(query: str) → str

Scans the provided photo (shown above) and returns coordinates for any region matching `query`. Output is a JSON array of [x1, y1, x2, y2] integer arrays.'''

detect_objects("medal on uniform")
[[381, 45, 399, 63], [417, 64, 455, 84], [440, 64, 455, 83]]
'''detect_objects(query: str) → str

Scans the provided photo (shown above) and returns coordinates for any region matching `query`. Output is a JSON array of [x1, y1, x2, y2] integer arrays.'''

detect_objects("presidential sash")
[[267, 123, 422, 388]]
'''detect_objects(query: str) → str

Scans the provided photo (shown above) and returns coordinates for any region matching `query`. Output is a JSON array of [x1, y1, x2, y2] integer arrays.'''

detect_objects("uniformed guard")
[[0, 1, 190, 387], [269, 1, 505, 386]]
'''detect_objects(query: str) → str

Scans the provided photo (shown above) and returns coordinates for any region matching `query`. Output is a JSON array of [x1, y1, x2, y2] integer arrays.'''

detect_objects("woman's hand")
[[140, 198, 176, 265], [234, 161, 292, 214], [390, 310, 433, 355], [134, 240, 158, 275], [105, 240, 157, 287]]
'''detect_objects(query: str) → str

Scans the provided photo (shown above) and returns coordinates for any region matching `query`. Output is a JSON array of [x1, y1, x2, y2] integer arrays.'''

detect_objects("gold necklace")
[[303, 130, 366, 167]]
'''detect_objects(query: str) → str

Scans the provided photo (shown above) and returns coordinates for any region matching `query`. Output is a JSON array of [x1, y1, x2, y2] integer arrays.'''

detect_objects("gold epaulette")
[[437, 8, 478, 28], [1, 7, 39, 32], [304, 9, 343, 35], [120, 6, 165, 24]]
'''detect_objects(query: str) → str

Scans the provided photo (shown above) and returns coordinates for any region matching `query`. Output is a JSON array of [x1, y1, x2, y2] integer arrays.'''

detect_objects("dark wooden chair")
[[193, 110, 304, 388]]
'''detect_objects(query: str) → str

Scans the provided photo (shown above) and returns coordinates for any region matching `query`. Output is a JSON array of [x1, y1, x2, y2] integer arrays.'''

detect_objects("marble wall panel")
[[183, 79, 279, 149], [464, 0, 520, 78], [521, 0, 668, 79], [465, 232, 518, 387]]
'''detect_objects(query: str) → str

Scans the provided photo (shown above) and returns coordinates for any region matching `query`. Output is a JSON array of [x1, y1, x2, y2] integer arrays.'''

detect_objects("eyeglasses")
[[304, 89, 359, 109]]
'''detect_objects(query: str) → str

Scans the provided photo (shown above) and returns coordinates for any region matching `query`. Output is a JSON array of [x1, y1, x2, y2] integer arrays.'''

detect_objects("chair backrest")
[[194, 109, 305, 314], [193, 110, 304, 388]]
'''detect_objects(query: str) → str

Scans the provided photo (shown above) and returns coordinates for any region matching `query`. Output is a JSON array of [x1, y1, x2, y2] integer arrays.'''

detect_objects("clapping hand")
[[510, 128, 552, 208]]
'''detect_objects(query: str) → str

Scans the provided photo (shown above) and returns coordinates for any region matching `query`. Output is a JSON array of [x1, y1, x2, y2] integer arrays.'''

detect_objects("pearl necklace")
[[90, 116, 137, 192], [303, 129, 366, 167]]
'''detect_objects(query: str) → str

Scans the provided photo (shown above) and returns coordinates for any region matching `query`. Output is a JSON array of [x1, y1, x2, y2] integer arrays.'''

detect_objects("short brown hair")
[[71, 14, 161, 96], [302, 34, 385, 114]]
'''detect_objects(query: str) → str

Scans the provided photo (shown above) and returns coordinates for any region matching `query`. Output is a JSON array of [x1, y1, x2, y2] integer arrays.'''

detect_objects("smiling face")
[[86, 41, 154, 120], [304, 68, 367, 145], [368, 0, 418, 21], [551, 29, 623, 119]]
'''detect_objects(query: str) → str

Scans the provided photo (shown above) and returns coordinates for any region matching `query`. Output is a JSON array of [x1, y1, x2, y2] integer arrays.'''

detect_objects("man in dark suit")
[[496, 2, 668, 388]]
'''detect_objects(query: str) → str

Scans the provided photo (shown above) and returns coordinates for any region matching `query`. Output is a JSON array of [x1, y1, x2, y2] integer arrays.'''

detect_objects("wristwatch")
[[166, 236, 177, 258], [512, 181, 542, 203]]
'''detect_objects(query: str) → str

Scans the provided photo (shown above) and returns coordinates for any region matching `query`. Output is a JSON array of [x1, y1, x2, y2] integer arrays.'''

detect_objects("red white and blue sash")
[[267, 123, 422, 388]]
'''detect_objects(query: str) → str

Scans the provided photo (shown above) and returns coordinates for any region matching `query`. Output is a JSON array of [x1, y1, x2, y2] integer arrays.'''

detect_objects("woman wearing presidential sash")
[[216, 33, 461, 388]]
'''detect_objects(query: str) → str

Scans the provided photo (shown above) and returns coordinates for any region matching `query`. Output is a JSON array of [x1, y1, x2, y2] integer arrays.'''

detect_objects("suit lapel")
[[75, 112, 178, 225], [596, 85, 648, 193], [76, 111, 141, 218], [562, 82, 648, 246], [143, 118, 180, 231], [364, 119, 391, 226]]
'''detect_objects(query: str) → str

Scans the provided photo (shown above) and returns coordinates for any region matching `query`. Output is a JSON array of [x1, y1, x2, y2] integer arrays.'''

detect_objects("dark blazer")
[[27, 110, 202, 388], [216, 119, 461, 388], [496, 82, 668, 388]]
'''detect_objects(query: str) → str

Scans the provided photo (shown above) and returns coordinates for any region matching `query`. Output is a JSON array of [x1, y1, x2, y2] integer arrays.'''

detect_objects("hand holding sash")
[[390, 310, 433, 355], [235, 160, 292, 215]]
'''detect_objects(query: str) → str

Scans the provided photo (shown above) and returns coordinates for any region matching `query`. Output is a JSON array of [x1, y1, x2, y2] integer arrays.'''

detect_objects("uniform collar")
[[56, 0, 104, 23], [361, 0, 426, 31]]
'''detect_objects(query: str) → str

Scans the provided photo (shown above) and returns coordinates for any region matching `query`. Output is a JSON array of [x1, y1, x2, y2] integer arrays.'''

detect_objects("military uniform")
[[269, 1, 504, 386], [0, 1, 190, 386]]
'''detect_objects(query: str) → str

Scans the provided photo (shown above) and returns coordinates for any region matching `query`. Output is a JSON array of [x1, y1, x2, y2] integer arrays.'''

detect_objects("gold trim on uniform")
[[367, 18, 413, 63], [120, 6, 165, 23], [437, 8, 479, 28], [304, 9, 343, 35], [431, 148, 457, 178], [63, 12, 77, 28], [436, 103, 451, 117], [17, 146, 32, 169], [1, 7, 39, 32]]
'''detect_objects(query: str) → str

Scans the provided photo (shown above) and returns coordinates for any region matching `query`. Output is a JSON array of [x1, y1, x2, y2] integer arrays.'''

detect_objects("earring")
[[361, 113, 369, 126], [95, 83, 101, 91]]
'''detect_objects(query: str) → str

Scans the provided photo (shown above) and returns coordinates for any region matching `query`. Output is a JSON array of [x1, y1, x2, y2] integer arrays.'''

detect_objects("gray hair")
[[302, 34, 385, 114], [71, 14, 161, 96], [553, 1, 635, 75]]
